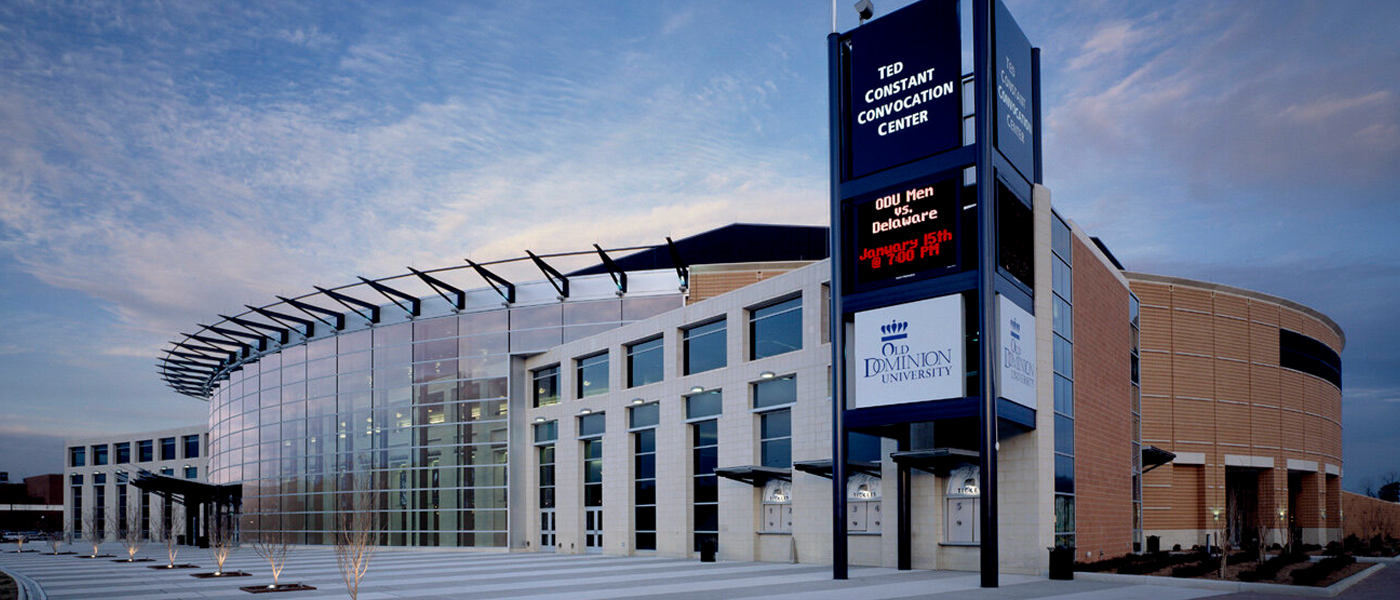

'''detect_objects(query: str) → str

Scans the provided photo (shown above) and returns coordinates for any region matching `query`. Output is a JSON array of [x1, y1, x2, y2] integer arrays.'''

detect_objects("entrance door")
[[585, 507, 603, 552], [540, 508, 556, 551]]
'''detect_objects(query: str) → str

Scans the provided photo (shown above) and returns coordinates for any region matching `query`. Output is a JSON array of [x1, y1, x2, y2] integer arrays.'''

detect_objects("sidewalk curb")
[[1, 567, 48, 600], [1076, 563, 1387, 598]]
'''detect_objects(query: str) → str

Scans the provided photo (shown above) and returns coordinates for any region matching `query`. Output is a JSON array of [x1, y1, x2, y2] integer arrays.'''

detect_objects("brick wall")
[[1343, 492, 1400, 541], [1070, 236, 1134, 558], [1128, 274, 1344, 548]]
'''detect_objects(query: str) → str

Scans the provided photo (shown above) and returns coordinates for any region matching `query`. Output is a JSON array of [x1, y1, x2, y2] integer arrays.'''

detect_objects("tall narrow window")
[[750, 297, 802, 359], [631, 403, 659, 551], [577, 353, 609, 398], [93, 475, 106, 539], [1051, 212, 1075, 549], [70, 475, 83, 539], [687, 390, 721, 553], [533, 366, 560, 408], [683, 319, 726, 375], [579, 413, 605, 551], [535, 420, 557, 550], [627, 337, 664, 388]]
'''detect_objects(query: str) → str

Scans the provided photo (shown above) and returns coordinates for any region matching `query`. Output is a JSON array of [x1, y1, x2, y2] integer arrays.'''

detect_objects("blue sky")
[[0, 1, 1396, 492]]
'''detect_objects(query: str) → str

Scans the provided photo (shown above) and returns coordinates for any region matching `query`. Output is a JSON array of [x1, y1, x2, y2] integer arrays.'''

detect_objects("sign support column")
[[827, 31, 849, 582], [974, 0, 999, 588]]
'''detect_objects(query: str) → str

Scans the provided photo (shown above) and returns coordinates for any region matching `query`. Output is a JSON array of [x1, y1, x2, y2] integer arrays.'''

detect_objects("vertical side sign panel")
[[846, 0, 962, 180], [997, 294, 1036, 410], [852, 294, 965, 409], [993, 0, 1035, 181]]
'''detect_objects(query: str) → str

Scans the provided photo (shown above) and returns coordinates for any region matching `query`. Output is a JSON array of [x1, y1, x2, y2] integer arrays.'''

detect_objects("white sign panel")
[[853, 294, 964, 409], [998, 294, 1037, 410]]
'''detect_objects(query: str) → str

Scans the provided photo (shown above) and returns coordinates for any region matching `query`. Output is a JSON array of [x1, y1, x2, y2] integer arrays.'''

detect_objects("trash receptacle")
[[1147, 535, 1160, 554], [700, 538, 716, 562], [1048, 546, 1075, 580]]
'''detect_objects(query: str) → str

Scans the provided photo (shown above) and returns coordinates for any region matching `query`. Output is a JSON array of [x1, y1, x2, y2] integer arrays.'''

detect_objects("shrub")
[[1171, 561, 1216, 578], [1239, 552, 1310, 582], [1172, 544, 1182, 552], [1227, 550, 1259, 566], [1291, 554, 1355, 586]]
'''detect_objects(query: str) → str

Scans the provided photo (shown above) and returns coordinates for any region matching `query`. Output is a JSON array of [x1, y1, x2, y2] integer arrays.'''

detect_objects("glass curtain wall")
[[1051, 213, 1075, 548], [207, 295, 681, 547]]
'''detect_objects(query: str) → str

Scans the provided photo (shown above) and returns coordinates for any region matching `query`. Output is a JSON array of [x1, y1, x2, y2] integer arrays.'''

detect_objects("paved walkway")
[[0, 542, 1388, 599]]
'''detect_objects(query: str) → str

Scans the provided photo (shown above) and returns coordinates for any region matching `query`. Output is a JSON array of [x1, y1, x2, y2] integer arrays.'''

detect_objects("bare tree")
[[152, 501, 183, 567], [46, 530, 68, 555], [14, 531, 27, 552], [120, 500, 145, 561], [81, 509, 104, 557], [251, 528, 292, 589], [335, 483, 379, 600], [208, 509, 236, 575]]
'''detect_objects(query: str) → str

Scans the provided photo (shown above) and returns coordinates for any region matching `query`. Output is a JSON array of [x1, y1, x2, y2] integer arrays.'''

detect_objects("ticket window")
[[945, 466, 980, 544], [762, 480, 793, 533], [847, 473, 882, 533]]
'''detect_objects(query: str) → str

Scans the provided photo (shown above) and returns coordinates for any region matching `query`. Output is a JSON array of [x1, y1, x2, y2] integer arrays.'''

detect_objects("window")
[[535, 420, 557, 550], [750, 297, 802, 359], [683, 319, 726, 375], [685, 390, 722, 420], [69, 447, 85, 468], [760, 410, 792, 469], [627, 337, 664, 388], [160, 438, 176, 461], [693, 419, 718, 552], [576, 353, 609, 398], [1051, 212, 1075, 549], [634, 427, 657, 551], [753, 374, 796, 409], [533, 366, 560, 408], [93, 444, 109, 466], [578, 413, 606, 438], [159, 467, 174, 477], [629, 403, 660, 429], [71, 481, 82, 539], [137, 440, 153, 463], [183, 435, 200, 459], [184, 466, 198, 480], [583, 438, 604, 548], [115, 442, 130, 464]]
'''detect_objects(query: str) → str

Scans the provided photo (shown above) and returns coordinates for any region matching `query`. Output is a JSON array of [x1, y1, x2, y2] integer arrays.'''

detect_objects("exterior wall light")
[[631, 398, 646, 405], [578, 408, 592, 415], [690, 386, 705, 394], [759, 371, 776, 379], [1211, 507, 1221, 522], [533, 416, 547, 423]]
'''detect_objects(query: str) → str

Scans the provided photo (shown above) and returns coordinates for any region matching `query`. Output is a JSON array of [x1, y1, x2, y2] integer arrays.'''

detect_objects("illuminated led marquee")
[[849, 173, 959, 291]]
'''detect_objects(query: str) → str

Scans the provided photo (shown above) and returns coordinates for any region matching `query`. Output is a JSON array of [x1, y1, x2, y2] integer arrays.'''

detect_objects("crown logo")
[[1010, 318, 1021, 340], [880, 320, 908, 342]]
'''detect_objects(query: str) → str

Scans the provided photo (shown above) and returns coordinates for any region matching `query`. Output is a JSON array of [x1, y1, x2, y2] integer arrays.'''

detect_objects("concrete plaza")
[[1, 541, 1392, 600]]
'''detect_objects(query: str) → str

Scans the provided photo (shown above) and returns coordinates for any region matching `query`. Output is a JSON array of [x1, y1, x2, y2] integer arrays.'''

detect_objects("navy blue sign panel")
[[846, 0, 962, 180], [994, 0, 1035, 181], [848, 173, 959, 293]]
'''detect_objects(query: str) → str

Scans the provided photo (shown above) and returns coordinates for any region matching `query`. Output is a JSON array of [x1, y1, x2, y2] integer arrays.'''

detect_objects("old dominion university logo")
[[863, 319, 956, 383]]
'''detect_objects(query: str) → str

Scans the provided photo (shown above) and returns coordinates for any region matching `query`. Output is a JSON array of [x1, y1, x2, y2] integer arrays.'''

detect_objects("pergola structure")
[[131, 469, 242, 548]]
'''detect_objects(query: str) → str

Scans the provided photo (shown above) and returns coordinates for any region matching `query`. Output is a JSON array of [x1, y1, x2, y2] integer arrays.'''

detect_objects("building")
[[63, 425, 208, 543], [144, 210, 1342, 572], [0, 474, 63, 533]]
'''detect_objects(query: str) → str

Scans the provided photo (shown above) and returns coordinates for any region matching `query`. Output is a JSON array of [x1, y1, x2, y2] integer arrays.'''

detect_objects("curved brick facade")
[[1125, 273, 1344, 550]]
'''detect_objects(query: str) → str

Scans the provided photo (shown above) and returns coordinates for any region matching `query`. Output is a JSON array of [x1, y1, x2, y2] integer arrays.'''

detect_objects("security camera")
[[854, 0, 874, 22]]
